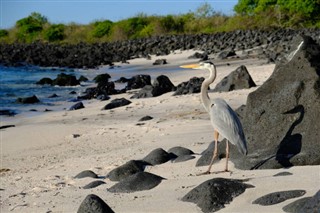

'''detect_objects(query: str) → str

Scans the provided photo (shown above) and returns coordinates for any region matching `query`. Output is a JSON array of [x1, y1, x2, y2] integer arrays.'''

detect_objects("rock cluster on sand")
[[1, 29, 319, 68]]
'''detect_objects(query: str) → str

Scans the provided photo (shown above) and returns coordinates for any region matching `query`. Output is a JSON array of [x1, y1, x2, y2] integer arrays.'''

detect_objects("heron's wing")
[[210, 99, 247, 155]]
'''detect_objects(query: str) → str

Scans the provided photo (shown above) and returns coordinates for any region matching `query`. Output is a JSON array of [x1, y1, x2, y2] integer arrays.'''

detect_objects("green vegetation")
[[0, 1, 319, 44]]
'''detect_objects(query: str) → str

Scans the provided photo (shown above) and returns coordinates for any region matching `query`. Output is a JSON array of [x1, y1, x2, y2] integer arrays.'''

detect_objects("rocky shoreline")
[[1, 28, 320, 68]]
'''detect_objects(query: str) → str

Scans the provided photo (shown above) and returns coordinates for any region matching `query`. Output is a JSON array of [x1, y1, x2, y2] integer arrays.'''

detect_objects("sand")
[[1, 50, 319, 212]]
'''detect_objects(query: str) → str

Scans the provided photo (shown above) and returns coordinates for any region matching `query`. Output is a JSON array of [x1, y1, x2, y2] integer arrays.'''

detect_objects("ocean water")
[[0, 63, 181, 116]]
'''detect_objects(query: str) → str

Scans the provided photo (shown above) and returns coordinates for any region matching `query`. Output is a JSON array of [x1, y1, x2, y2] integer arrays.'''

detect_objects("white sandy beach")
[[1, 50, 319, 212]]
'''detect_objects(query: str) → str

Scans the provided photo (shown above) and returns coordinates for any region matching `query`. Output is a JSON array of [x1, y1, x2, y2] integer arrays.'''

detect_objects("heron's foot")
[[196, 171, 211, 176]]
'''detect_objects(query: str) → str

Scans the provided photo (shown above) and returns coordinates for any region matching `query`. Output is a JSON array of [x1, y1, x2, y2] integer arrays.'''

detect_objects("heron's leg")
[[225, 140, 229, 172], [205, 130, 219, 174]]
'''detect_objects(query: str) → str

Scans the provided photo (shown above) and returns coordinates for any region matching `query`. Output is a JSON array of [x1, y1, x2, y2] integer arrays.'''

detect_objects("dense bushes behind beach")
[[0, 1, 320, 44]]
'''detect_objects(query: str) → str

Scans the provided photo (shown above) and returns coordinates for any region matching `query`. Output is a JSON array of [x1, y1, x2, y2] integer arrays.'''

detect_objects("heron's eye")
[[211, 103, 215, 108]]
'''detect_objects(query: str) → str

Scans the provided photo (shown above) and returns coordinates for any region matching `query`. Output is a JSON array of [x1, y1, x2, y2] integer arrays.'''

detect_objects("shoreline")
[[2, 51, 318, 213]]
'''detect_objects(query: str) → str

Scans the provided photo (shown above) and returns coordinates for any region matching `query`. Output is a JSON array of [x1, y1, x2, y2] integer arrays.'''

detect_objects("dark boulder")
[[153, 59, 167, 65], [48, 93, 59, 98], [173, 77, 205, 95], [115, 77, 129, 83], [126, 74, 151, 90], [77, 194, 114, 213], [217, 49, 236, 59], [130, 85, 154, 99], [273, 172, 293, 177], [182, 178, 254, 213], [52, 73, 80, 86], [252, 190, 306, 206], [229, 35, 320, 170], [167, 146, 194, 156], [16, 95, 40, 104], [142, 148, 175, 165], [94, 73, 111, 84], [74, 170, 98, 179], [283, 190, 320, 213], [82, 181, 106, 189], [188, 52, 208, 61], [0, 125, 15, 130], [213, 65, 256, 92], [102, 98, 131, 110], [107, 160, 149, 182], [36, 77, 53, 85], [196, 141, 228, 167], [107, 172, 164, 193], [0, 109, 16, 116], [69, 102, 85, 110], [152, 75, 176, 96], [139, 115, 153, 121], [172, 155, 195, 163], [78, 75, 89, 82]]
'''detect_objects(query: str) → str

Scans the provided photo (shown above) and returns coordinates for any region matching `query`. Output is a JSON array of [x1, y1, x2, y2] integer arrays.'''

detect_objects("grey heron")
[[180, 62, 247, 174]]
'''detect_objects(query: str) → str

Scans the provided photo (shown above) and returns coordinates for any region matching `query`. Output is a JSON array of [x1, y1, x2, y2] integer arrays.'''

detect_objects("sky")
[[0, 0, 238, 29]]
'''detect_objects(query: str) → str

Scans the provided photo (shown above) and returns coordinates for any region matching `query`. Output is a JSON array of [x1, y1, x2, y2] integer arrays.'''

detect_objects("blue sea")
[[0, 63, 180, 117]]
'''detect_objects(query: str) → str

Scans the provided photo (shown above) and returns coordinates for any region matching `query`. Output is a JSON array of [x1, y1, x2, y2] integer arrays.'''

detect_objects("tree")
[[16, 12, 48, 42], [195, 2, 215, 18], [234, 0, 320, 26]]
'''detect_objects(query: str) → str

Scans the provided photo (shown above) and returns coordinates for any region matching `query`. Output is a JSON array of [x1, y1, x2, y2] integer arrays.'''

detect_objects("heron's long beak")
[[180, 64, 200, 69]]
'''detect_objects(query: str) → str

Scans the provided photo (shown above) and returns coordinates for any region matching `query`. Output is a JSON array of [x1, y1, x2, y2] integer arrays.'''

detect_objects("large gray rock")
[[229, 35, 320, 170], [213, 65, 256, 92], [77, 194, 114, 213], [182, 178, 253, 212]]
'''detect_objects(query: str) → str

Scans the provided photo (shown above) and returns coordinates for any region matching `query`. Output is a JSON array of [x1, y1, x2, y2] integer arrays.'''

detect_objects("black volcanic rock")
[[69, 102, 85, 110], [102, 98, 131, 110], [173, 77, 205, 95], [1, 29, 319, 68], [151, 75, 176, 96], [77, 194, 114, 213], [94, 73, 111, 84], [83, 181, 106, 189], [74, 170, 98, 179], [107, 160, 149, 182], [153, 59, 167, 65], [53, 73, 80, 86], [229, 35, 320, 170], [107, 172, 164, 193], [167, 146, 194, 156], [126, 74, 151, 90], [139, 115, 153, 121], [16, 95, 40, 104], [36, 77, 53, 85], [252, 190, 306, 206], [142, 148, 174, 165], [283, 190, 320, 213], [213, 65, 256, 92], [182, 178, 254, 212]]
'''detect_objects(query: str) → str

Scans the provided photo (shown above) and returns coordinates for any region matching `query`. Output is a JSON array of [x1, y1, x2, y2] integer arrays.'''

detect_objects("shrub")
[[0, 29, 9, 37], [92, 20, 113, 38], [44, 24, 65, 42]]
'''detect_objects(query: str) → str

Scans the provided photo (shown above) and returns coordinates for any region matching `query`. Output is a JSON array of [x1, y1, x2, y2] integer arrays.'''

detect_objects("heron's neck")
[[201, 65, 216, 112]]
